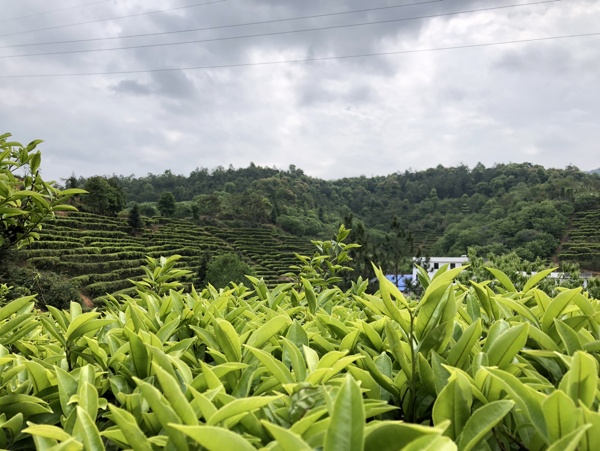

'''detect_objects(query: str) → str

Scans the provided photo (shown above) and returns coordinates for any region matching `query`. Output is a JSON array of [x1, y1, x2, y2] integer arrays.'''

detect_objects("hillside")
[[558, 207, 600, 271], [16, 211, 313, 302], [3, 135, 600, 451], [68, 162, 600, 277]]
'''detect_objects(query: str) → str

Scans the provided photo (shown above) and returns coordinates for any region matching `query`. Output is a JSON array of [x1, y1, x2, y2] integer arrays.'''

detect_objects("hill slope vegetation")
[[71, 162, 600, 273]]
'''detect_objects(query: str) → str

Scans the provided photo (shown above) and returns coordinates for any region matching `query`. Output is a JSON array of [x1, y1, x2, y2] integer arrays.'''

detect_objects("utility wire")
[[0, 0, 561, 59], [0, 1, 112, 23], [1, 31, 597, 79], [0, 0, 226, 38], [0, 0, 442, 49]]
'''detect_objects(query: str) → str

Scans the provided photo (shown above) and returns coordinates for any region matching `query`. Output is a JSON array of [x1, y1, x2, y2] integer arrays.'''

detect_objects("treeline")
[[66, 162, 600, 272]]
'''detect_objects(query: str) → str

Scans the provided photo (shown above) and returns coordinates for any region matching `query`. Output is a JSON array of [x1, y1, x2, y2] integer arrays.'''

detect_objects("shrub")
[[157, 192, 176, 217], [276, 214, 305, 236], [0, 264, 80, 309], [0, 249, 598, 449], [0, 133, 84, 252], [128, 203, 144, 231], [203, 252, 255, 287], [138, 202, 158, 217]]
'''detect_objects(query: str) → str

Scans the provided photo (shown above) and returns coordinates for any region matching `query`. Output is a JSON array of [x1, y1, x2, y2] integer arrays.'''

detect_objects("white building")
[[412, 256, 469, 279]]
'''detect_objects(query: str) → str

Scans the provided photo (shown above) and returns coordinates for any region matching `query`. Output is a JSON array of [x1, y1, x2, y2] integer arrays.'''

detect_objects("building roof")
[[385, 274, 413, 291]]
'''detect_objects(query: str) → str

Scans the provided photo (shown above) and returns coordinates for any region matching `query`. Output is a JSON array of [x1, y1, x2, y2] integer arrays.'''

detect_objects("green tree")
[[386, 216, 418, 279], [276, 214, 305, 236], [236, 192, 271, 223], [128, 203, 143, 232], [0, 266, 81, 310], [191, 203, 200, 220], [195, 251, 211, 287], [158, 191, 176, 217], [65, 172, 79, 189], [138, 202, 157, 217], [194, 193, 222, 217], [203, 253, 254, 287], [82, 176, 124, 216], [0, 133, 84, 252], [341, 214, 379, 290]]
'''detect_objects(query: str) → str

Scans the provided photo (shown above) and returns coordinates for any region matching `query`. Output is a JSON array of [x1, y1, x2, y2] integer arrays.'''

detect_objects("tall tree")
[[83, 176, 124, 216], [128, 203, 143, 232], [157, 191, 176, 217], [386, 216, 419, 281], [341, 214, 379, 290]]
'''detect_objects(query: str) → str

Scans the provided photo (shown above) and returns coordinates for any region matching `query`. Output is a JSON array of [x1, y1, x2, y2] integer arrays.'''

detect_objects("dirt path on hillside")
[[79, 293, 94, 309]]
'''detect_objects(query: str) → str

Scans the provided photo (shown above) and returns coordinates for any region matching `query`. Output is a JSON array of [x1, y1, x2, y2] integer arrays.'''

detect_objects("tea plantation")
[[1, 251, 600, 450], [4, 133, 600, 450], [559, 208, 600, 271], [19, 212, 314, 301]]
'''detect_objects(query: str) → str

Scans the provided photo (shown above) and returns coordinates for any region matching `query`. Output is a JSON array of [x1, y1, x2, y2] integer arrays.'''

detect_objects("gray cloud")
[[0, 0, 599, 180], [111, 79, 152, 95], [151, 70, 198, 99]]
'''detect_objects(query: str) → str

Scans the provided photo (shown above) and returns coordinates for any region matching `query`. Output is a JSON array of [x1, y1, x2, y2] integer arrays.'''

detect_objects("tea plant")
[[0, 247, 599, 449], [0, 134, 85, 252]]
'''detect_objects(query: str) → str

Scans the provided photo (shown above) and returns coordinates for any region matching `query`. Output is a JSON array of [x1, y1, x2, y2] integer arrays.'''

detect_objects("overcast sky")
[[1, 0, 599, 181]]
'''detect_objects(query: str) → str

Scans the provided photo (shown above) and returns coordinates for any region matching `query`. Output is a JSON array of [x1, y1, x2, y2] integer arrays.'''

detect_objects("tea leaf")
[[171, 425, 254, 451], [432, 372, 472, 440], [262, 421, 312, 451], [107, 405, 152, 451], [542, 390, 577, 444], [324, 375, 365, 451], [559, 351, 598, 408], [207, 395, 280, 426], [457, 400, 514, 451]]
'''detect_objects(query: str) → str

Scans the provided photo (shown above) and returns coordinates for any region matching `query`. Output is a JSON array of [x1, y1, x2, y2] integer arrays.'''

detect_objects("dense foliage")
[[2, 136, 600, 450], [127, 203, 143, 233], [201, 252, 255, 288], [157, 192, 176, 218], [13, 211, 313, 305], [82, 177, 125, 217], [1, 246, 600, 450], [69, 162, 600, 274], [559, 209, 600, 270], [0, 264, 81, 310], [0, 133, 84, 252]]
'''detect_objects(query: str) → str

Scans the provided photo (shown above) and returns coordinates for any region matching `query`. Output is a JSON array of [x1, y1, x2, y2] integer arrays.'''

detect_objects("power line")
[[0, 0, 561, 59], [0, 0, 226, 38], [0, 0, 442, 50], [2, 31, 597, 79], [0, 1, 112, 23]]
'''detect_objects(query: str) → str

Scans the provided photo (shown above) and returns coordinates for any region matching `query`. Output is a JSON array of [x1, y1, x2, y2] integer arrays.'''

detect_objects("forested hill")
[[69, 162, 600, 272]]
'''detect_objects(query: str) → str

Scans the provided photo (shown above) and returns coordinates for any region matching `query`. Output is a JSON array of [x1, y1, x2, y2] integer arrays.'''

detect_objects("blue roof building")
[[385, 274, 414, 292]]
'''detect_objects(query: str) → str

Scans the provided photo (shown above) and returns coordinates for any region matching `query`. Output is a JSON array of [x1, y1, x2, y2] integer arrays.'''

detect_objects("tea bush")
[[0, 244, 599, 450]]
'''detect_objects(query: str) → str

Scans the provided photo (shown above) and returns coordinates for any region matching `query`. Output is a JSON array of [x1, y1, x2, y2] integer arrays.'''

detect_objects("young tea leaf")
[[432, 372, 473, 440], [542, 390, 577, 444], [171, 425, 254, 451], [262, 420, 312, 451], [457, 400, 514, 451], [323, 375, 365, 451]]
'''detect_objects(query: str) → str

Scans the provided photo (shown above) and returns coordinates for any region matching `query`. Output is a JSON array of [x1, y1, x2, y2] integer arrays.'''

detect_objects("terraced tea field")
[[559, 207, 600, 271], [21, 212, 313, 301]]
